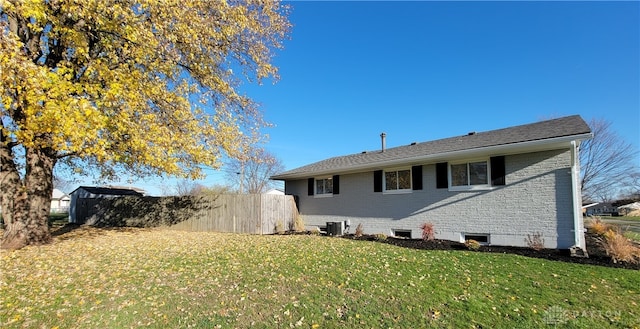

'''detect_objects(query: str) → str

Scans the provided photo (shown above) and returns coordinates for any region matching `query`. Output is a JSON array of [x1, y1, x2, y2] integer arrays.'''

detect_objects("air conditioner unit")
[[326, 222, 335, 236], [325, 221, 345, 236]]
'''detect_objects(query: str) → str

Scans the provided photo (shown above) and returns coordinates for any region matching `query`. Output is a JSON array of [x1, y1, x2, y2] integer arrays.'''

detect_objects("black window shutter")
[[490, 156, 506, 186], [307, 178, 314, 196], [373, 170, 383, 192], [332, 175, 340, 194], [436, 162, 448, 189], [411, 165, 423, 190]]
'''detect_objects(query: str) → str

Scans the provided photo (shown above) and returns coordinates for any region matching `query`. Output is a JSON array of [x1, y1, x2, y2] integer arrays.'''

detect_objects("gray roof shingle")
[[272, 115, 591, 180]]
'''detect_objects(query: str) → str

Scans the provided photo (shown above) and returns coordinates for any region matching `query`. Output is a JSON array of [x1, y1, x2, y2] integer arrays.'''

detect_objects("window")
[[463, 233, 490, 244], [316, 177, 333, 195], [385, 169, 411, 191], [450, 161, 488, 187], [393, 229, 412, 238], [374, 166, 422, 192], [436, 157, 505, 190], [308, 175, 340, 196]]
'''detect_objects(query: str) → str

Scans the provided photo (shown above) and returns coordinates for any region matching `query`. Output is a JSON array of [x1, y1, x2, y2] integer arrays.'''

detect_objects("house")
[[581, 203, 599, 216], [271, 115, 592, 250], [617, 202, 640, 216], [51, 189, 71, 213], [583, 203, 617, 216], [264, 188, 285, 195], [69, 186, 144, 224]]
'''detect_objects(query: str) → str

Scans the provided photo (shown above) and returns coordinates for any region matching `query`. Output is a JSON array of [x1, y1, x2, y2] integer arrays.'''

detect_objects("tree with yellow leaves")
[[0, 0, 290, 249]]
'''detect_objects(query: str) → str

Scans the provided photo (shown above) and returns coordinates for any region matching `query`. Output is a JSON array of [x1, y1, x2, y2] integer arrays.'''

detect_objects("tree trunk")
[[0, 131, 21, 230], [1, 145, 56, 250]]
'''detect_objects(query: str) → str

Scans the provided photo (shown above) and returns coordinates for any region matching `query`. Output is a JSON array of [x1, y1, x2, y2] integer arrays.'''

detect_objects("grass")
[[624, 231, 640, 242], [1, 228, 639, 328], [586, 217, 639, 244], [598, 215, 640, 222]]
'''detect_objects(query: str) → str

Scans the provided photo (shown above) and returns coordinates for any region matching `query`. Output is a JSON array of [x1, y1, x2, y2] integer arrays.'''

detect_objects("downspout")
[[570, 140, 587, 254]]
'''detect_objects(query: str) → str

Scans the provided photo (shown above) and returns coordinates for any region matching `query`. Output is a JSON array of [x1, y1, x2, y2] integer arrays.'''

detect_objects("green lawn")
[[1, 228, 638, 328], [625, 231, 640, 242], [599, 215, 640, 222]]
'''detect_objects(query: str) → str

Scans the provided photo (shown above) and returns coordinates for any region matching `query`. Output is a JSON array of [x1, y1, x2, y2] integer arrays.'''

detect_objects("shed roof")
[[71, 186, 144, 196], [272, 115, 591, 180]]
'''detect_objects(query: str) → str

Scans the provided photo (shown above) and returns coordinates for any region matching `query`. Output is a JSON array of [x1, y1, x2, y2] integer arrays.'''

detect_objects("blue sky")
[[88, 1, 640, 196]]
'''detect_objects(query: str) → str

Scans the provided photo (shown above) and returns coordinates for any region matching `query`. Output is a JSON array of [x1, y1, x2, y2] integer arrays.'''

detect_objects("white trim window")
[[450, 160, 489, 190], [315, 177, 333, 196], [384, 168, 411, 193]]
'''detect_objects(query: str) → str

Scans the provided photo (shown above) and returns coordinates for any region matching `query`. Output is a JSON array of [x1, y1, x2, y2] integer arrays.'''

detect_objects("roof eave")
[[271, 133, 592, 180]]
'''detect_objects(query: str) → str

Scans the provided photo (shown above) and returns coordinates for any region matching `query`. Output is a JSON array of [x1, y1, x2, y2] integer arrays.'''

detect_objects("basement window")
[[463, 233, 490, 245], [393, 229, 412, 238]]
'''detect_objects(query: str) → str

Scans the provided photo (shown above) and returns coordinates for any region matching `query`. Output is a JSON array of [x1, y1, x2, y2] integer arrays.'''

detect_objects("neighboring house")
[[264, 188, 285, 195], [51, 189, 71, 213], [581, 203, 599, 216], [617, 202, 640, 216], [583, 203, 617, 216], [69, 186, 144, 224], [271, 115, 592, 250]]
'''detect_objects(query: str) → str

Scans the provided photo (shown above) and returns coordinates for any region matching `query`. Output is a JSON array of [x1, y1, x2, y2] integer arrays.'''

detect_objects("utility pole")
[[237, 161, 245, 194]]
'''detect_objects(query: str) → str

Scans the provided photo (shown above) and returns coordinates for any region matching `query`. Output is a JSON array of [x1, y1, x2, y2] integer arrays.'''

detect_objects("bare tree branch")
[[225, 148, 284, 194], [580, 118, 640, 202], [173, 179, 206, 196]]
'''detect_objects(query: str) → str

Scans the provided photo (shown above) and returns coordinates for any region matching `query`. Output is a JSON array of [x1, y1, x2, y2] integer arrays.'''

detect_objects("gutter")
[[581, 202, 599, 209], [570, 140, 587, 254]]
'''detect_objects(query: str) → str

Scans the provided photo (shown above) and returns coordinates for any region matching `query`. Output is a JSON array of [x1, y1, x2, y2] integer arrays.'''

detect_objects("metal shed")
[[69, 186, 143, 224]]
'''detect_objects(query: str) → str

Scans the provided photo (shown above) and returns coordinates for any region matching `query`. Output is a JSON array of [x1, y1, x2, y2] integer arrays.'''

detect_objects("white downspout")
[[570, 140, 586, 250]]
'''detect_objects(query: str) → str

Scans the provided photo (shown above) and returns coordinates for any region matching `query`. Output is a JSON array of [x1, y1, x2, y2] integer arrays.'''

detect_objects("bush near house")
[[587, 217, 610, 235], [374, 233, 387, 241], [420, 222, 435, 241], [464, 239, 481, 251], [354, 223, 364, 238], [601, 229, 640, 264], [292, 215, 305, 232], [525, 232, 545, 251], [586, 217, 640, 264]]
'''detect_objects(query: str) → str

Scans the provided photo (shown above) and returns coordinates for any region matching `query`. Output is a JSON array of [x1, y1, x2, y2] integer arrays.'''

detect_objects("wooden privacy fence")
[[172, 194, 298, 234], [84, 194, 299, 234]]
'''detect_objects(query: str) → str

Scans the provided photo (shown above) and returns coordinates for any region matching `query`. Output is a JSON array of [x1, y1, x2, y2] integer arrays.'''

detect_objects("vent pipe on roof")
[[380, 132, 386, 152]]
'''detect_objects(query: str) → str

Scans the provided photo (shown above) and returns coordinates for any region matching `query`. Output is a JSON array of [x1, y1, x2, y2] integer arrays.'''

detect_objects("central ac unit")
[[326, 221, 346, 236]]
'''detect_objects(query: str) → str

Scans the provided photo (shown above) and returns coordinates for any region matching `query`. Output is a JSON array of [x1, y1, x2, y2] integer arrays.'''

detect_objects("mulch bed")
[[339, 232, 640, 270]]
